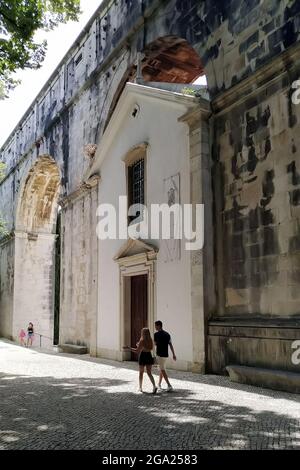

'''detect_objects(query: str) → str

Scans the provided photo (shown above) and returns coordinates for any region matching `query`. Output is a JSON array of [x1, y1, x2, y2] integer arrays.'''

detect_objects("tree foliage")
[[0, 0, 80, 97]]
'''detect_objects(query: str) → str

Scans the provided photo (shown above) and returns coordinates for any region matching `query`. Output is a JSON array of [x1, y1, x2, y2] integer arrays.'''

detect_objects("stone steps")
[[226, 365, 300, 394], [58, 344, 88, 355]]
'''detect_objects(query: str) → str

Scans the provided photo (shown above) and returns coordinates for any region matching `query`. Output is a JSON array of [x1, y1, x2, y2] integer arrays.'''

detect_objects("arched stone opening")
[[131, 36, 205, 84], [13, 156, 61, 348], [104, 36, 207, 132], [17, 156, 61, 234]]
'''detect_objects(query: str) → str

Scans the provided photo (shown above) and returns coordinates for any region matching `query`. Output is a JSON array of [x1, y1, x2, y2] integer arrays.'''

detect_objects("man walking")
[[154, 320, 176, 392]]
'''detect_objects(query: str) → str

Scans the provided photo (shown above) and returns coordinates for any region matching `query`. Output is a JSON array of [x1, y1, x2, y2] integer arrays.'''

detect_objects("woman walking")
[[129, 328, 157, 394], [26, 322, 34, 347]]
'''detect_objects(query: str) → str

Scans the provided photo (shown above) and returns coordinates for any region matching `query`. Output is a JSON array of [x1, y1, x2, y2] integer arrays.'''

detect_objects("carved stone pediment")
[[114, 238, 158, 262]]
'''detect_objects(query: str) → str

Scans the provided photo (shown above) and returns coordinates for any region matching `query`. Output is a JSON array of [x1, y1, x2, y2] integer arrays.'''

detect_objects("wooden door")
[[131, 274, 148, 361]]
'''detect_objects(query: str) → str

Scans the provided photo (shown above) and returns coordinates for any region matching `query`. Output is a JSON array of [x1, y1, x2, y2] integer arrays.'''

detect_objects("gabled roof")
[[86, 82, 208, 178]]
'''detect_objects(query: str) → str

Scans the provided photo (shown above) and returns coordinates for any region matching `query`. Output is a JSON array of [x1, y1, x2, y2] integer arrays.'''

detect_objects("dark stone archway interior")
[[138, 36, 204, 83]]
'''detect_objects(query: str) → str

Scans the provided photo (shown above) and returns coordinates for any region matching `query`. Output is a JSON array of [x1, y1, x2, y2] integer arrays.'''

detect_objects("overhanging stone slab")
[[227, 365, 300, 394]]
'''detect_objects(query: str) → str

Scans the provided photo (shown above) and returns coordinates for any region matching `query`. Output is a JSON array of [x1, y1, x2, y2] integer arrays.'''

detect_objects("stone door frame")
[[114, 240, 157, 360]]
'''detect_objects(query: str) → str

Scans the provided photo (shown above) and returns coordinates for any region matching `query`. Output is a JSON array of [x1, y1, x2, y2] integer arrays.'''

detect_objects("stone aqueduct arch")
[[0, 0, 300, 372], [13, 156, 61, 346], [16, 156, 61, 234]]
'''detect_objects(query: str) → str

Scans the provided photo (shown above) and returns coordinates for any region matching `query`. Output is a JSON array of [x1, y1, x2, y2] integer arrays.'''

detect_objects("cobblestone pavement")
[[1, 340, 300, 450]]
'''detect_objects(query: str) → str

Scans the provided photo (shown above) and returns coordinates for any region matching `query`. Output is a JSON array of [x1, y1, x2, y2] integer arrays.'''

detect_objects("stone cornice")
[[59, 174, 100, 208], [212, 41, 300, 115], [178, 103, 211, 125], [14, 231, 57, 241]]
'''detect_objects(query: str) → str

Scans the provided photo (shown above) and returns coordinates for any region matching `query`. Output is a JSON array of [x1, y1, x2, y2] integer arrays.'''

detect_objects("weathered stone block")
[[59, 343, 88, 354], [226, 365, 300, 394]]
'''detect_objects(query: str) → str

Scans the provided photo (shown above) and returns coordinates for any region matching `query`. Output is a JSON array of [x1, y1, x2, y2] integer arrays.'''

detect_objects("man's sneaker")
[[167, 385, 173, 392], [158, 385, 163, 391]]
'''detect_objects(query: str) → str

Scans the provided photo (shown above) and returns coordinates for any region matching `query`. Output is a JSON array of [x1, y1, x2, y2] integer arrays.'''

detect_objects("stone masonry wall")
[[13, 234, 56, 346], [0, 240, 14, 338], [59, 185, 99, 351], [213, 48, 300, 317]]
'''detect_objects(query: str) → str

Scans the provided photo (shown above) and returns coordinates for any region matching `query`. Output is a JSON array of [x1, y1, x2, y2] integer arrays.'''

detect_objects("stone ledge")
[[208, 317, 300, 340], [209, 316, 300, 327], [59, 344, 88, 355], [226, 365, 300, 394]]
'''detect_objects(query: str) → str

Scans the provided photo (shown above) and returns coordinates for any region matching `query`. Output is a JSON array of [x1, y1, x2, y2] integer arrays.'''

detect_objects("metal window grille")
[[130, 158, 144, 206], [128, 158, 145, 221]]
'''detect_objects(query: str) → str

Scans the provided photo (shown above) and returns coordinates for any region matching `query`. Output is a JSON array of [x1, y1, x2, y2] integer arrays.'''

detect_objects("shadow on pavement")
[[0, 371, 300, 450]]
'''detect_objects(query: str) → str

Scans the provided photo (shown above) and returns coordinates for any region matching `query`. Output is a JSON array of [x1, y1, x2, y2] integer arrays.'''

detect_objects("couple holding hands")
[[125, 320, 176, 394]]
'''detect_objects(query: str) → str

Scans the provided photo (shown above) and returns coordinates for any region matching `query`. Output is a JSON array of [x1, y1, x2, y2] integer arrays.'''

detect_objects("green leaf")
[[0, 0, 81, 98]]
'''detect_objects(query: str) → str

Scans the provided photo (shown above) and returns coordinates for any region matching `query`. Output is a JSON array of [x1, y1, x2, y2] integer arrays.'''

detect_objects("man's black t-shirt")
[[154, 330, 171, 358]]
